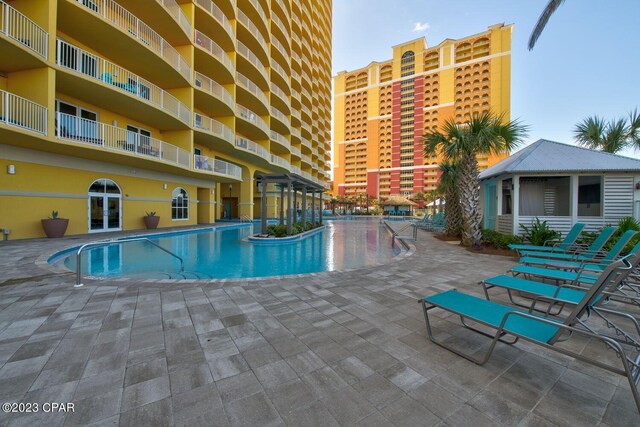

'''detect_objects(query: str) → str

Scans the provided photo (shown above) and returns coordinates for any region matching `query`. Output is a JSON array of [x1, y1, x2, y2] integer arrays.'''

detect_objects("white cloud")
[[412, 22, 430, 33]]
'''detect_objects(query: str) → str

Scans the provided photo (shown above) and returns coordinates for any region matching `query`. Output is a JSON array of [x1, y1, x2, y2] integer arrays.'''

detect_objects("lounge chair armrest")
[[543, 238, 562, 247]]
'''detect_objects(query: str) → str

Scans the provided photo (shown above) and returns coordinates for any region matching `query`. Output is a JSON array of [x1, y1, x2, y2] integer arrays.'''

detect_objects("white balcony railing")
[[290, 145, 301, 157], [0, 90, 48, 134], [237, 41, 268, 82], [236, 10, 267, 52], [57, 39, 191, 125], [247, 0, 268, 27], [301, 153, 312, 164], [270, 106, 290, 128], [235, 136, 270, 162], [292, 51, 301, 65], [194, 71, 234, 109], [236, 72, 269, 107], [270, 130, 290, 150], [270, 35, 290, 62], [0, 0, 48, 59], [291, 127, 301, 138], [291, 165, 301, 174], [194, 0, 233, 38], [194, 30, 234, 74], [158, 0, 191, 36], [301, 137, 312, 149], [193, 113, 234, 143], [270, 58, 290, 85], [270, 83, 290, 109], [270, 14, 290, 45], [56, 112, 191, 167], [274, 0, 291, 21], [301, 104, 312, 118], [270, 154, 290, 170], [236, 104, 269, 135], [194, 154, 242, 180], [75, 0, 191, 82]]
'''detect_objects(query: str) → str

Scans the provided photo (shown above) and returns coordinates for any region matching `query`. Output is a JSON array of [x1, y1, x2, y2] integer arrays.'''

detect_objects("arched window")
[[172, 187, 189, 220]]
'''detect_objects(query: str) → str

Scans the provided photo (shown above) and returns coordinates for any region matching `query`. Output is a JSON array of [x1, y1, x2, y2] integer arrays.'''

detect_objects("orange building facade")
[[332, 24, 513, 199]]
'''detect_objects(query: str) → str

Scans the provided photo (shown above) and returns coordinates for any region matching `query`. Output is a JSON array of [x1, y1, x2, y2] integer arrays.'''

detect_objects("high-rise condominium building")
[[332, 23, 512, 199], [0, 0, 331, 239]]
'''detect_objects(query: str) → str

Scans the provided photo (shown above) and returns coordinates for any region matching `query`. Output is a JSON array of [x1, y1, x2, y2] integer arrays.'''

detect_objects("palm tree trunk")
[[458, 152, 482, 246], [444, 188, 462, 237]]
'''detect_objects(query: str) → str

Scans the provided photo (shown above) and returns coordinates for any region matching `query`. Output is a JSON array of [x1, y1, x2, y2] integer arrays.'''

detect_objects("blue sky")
[[332, 0, 640, 157]]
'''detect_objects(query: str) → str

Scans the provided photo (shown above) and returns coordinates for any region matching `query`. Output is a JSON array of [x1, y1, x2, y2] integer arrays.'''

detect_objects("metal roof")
[[479, 139, 640, 180]]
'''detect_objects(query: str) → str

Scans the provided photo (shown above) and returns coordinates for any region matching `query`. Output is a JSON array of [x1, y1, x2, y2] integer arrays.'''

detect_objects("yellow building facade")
[[0, 0, 332, 239], [332, 24, 511, 199]]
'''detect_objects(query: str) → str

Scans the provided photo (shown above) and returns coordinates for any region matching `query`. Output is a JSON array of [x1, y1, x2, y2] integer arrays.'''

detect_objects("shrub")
[[481, 229, 522, 250], [519, 218, 560, 246], [266, 224, 287, 237]]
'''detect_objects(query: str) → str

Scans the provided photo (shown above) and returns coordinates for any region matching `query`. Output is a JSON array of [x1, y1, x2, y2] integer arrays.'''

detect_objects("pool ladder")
[[75, 237, 184, 287], [384, 221, 418, 245]]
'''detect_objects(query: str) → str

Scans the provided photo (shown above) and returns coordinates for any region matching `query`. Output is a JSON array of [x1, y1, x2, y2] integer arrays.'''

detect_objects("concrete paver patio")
[[0, 222, 638, 426]]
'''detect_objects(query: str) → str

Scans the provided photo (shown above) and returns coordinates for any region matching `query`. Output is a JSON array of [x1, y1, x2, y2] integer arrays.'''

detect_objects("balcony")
[[194, 154, 242, 181], [117, 0, 191, 44], [301, 153, 312, 165], [270, 35, 290, 69], [244, 0, 269, 35], [273, 0, 291, 22], [194, 0, 234, 49], [301, 137, 312, 150], [236, 72, 269, 113], [0, 90, 48, 135], [290, 145, 301, 158], [194, 30, 234, 83], [236, 104, 269, 139], [56, 39, 191, 129], [56, 112, 191, 168], [193, 113, 234, 146], [62, 0, 191, 85], [235, 135, 270, 163], [270, 13, 290, 49], [270, 82, 290, 113], [270, 153, 291, 170], [236, 9, 268, 63], [270, 58, 291, 95], [270, 130, 290, 152], [236, 41, 268, 88], [290, 127, 301, 140], [0, 0, 48, 70], [270, 105, 290, 133], [194, 71, 234, 115]]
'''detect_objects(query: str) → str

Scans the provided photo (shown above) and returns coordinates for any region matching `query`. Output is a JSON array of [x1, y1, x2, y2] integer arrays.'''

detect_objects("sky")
[[331, 0, 640, 159]]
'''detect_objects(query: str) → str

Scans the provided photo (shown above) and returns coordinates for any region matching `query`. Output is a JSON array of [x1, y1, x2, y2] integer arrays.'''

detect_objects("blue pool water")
[[50, 219, 403, 279]]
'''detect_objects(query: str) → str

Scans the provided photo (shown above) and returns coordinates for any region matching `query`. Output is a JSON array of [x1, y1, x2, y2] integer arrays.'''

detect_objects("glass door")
[[106, 196, 120, 230], [88, 179, 122, 233], [90, 195, 105, 231]]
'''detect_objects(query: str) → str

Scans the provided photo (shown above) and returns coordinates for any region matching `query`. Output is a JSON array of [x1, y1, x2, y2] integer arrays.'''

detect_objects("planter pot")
[[41, 218, 69, 238], [144, 216, 160, 229]]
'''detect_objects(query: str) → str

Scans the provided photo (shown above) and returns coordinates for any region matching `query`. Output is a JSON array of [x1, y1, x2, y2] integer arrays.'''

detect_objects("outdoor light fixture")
[[229, 184, 232, 196], [163, 184, 168, 190], [7, 165, 15, 175]]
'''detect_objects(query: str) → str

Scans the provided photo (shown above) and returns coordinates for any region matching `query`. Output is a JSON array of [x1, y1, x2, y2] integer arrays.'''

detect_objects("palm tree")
[[528, 0, 566, 50], [574, 110, 640, 153], [438, 161, 462, 237], [424, 111, 528, 246]]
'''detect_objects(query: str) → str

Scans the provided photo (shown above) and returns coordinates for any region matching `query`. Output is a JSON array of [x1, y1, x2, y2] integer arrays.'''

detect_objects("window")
[[172, 188, 189, 220], [578, 176, 603, 216], [56, 100, 98, 141], [501, 178, 512, 214], [126, 125, 152, 155], [519, 176, 570, 216]]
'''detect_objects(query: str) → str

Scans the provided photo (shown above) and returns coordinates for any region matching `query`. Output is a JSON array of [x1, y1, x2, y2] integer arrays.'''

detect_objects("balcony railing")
[[301, 104, 312, 118], [236, 104, 268, 135], [236, 72, 269, 107], [301, 137, 312, 149], [0, 0, 48, 59], [75, 0, 191, 82], [270, 35, 290, 62], [247, 0, 268, 28], [270, 58, 290, 85], [290, 145, 301, 157], [291, 127, 301, 138], [292, 51, 301, 64], [194, 71, 234, 109], [57, 39, 191, 125], [274, 0, 290, 21], [301, 153, 312, 164], [0, 90, 48, 134], [235, 136, 270, 162], [193, 113, 233, 143], [194, 30, 234, 74], [270, 83, 290, 109], [291, 165, 301, 174], [270, 130, 290, 150], [194, 0, 233, 38], [270, 154, 290, 170], [194, 154, 242, 180], [237, 41, 268, 82], [158, 0, 191, 36], [270, 14, 290, 45], [270, 106, 290, 128], [56, 112, 191, 167], [236, 10, 267, 51]]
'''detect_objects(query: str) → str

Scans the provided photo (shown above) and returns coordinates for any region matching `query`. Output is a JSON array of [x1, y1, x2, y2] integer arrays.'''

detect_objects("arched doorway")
[[88, 178, 122, 232]]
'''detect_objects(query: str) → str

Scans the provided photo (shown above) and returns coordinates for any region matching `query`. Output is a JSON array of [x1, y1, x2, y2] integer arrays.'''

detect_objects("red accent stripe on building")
[[366, 171, 379, 198], [413, 76, 425, 193]]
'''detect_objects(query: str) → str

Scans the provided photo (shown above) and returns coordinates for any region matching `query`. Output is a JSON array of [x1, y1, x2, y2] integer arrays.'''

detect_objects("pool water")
[[52, 219, 403, 279]]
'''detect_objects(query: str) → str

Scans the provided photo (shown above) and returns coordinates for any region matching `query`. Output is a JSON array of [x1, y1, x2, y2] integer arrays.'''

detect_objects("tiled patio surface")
[[0, 222, 638, 426]]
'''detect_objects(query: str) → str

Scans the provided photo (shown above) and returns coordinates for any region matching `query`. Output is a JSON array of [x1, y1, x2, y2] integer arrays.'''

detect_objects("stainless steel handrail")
[[75, 237, 184, 286]]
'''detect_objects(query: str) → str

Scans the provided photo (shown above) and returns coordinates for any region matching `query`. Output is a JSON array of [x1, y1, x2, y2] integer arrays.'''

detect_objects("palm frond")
[[629, 108, 640, 149], [528, 0, 566, 50], [603, 118, 630, 153], [573, 116, 606, 150]]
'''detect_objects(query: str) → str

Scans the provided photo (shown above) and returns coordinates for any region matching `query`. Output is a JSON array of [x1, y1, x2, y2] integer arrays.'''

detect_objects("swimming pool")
[[49, 219, 404, 279]]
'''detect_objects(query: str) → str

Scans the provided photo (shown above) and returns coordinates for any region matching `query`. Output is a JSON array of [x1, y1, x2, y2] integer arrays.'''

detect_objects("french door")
[[88, 179, 122, 232]]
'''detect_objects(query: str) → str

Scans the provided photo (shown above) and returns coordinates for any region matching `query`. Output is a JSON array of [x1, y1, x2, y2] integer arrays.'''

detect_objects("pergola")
[[256, 173, 326, 235]]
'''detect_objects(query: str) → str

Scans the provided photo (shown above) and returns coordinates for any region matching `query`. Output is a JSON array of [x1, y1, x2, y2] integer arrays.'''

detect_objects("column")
[[239, 169, 254, 220], [287, 182, 293, 235], [261, 179, 267, 234], [302, 187, 307, 226], [319, 194, 323, 223], [279, 186, 284, 225], [311, 190, 316, 224], [293, 189, 298, 223]]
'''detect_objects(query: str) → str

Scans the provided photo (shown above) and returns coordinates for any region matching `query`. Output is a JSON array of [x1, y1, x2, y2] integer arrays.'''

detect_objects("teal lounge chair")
[[508, 223, 585, 253], [410, 213, 431, 226], [520, 230, 638, 269], [420, 257, 640, 413], [518, 226, 618, 261]]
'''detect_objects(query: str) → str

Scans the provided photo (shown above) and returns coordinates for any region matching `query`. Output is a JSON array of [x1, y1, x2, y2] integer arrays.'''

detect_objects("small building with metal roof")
[[479, 139, 640, 235]]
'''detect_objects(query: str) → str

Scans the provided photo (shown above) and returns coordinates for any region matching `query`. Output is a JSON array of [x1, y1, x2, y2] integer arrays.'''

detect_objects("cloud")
[[412, 22, 430, 33]]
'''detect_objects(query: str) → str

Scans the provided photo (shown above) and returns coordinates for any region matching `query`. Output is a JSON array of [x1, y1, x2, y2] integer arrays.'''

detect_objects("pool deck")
[[0, 222, 638, 426]]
